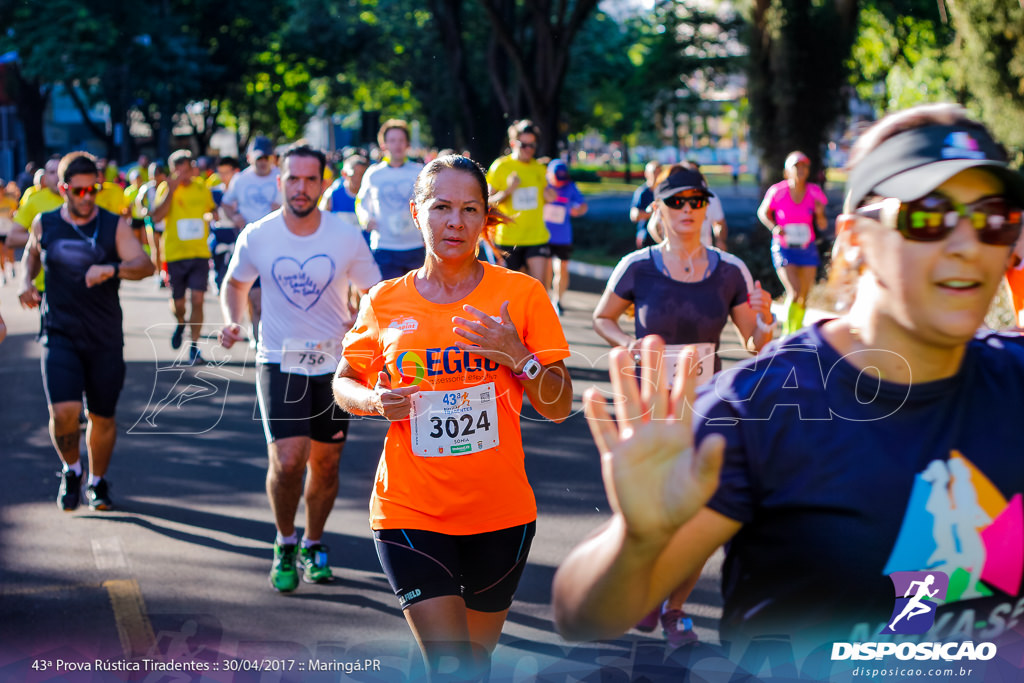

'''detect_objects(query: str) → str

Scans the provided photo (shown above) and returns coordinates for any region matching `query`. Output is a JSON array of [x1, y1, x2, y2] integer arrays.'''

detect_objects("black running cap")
[[845, 124, 1024, 211], [653, 167, 713, 202]]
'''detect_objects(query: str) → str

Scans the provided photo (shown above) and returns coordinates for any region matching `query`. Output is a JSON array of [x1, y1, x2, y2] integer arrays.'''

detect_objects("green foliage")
[[745, 0, 858, 184], [947, 0, 1024, 159], [848, 5, 956, 115]]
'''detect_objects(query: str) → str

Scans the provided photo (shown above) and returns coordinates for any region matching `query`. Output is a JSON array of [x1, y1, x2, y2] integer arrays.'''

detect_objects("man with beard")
[[17, 152, 155, 511], [218, 145, 381, 592]]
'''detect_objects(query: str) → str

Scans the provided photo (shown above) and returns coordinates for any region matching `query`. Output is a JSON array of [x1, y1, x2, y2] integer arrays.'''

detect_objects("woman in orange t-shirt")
[[333, 154, 573, 679]]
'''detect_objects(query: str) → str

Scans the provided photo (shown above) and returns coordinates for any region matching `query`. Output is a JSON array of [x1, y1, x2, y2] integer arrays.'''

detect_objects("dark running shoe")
[[57, 469, 81, 512], [188, 344, 206, 366], [86, 479, 114, 510], [661, 609, 699, 649], [171, 323, 185, 350]]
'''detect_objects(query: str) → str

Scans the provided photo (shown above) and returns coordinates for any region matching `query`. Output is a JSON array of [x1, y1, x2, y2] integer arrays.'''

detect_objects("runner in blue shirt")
[[544, 159, 586, 315], [554, 105, 1024, 673]]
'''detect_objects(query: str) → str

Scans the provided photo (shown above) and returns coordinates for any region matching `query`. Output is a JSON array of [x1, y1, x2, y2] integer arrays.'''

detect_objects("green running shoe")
[[269, 542, 298, 592], [299, 543, 334, 584]]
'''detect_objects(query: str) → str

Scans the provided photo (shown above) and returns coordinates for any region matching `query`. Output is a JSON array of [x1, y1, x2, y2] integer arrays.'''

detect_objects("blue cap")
[[547, 159, 569, 181], [248, 136, 274, 160]]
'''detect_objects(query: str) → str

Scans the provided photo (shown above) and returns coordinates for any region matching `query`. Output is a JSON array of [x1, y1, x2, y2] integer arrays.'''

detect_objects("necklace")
[[680, 243, 705, 274], [66, 209, 100, 249], [655, 242, 710, 281]]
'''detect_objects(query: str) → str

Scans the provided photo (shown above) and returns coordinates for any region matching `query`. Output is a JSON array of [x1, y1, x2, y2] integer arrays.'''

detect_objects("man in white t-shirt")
[[355, 119, 424, 279], [222, 136, 282, 343], [218, 145, 381, 592]]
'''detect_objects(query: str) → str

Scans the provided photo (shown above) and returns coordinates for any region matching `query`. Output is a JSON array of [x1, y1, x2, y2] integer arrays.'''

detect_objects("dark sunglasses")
[[517, 141, 536, 149], [662, 195, 709, 210], [856, 193, 1023, 246], [63, 183, 102, 198]]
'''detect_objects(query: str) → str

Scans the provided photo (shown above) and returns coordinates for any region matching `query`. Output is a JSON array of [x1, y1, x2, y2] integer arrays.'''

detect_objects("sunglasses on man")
[[63, 183, 102, 198]]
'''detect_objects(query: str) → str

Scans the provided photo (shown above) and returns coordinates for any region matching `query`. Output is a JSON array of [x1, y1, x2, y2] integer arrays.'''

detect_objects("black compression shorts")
[[373, 521, 536, 612]]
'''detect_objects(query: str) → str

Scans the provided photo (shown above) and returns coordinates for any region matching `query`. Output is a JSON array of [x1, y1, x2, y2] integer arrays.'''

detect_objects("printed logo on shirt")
[[883, 453, 1022, 606], [394, 346, 501, 387], [396, 351, 426, 385], [271, 254, 336, 311], [942, 133, 986, 160], [881, 571, 948, 635], [388, 316, 419, 334], [839, 452, 1024, 644]]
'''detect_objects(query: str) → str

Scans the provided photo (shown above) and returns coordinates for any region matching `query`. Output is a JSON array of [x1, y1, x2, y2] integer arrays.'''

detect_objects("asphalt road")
[[0, 268, 752, 683]]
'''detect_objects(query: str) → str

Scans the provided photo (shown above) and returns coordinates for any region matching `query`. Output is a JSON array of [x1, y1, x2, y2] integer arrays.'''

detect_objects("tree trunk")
[[622, 137, 631, 183], [64, 82, 116, 159], [476, 0, 599, 159], [12, 67, 49, 165]]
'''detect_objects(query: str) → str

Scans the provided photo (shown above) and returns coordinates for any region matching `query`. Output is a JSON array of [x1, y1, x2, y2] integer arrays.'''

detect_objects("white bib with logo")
[[658, 343, 716, 387], [281, 337, 341, 376], [782, 223, 812, 249], [176, 218, 205, 241], [543, 203, 567, 224], [512, 186, 539, 212], [410, 382, 500, 456]]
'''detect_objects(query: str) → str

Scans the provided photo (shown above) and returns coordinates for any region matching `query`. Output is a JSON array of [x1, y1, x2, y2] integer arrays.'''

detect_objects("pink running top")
[[764, 181, 827, 249]]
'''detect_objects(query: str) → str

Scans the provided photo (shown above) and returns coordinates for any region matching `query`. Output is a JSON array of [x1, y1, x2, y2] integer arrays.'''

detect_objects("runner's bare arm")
[[333, 359, 419, 419], [6, 222, 29, 249], [16, 218, 42, 308], [731, 281, 774, 354], [112, 216, 155, 280], [218, 277, 254, 348]]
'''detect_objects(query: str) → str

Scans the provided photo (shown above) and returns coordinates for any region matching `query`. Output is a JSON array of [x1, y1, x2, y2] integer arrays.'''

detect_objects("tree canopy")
[[3, 0, 1024, 176]]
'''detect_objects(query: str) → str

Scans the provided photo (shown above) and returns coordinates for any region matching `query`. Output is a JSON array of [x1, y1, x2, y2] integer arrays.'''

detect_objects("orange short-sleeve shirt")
[[342, 263, 570, 534]]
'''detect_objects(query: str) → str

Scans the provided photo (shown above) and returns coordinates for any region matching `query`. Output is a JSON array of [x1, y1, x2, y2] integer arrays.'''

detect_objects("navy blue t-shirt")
[[631, 184, 654, 235], [39, 207, 123, 349], [694, 322, 1024, 650], [609, 246, 751, 371]]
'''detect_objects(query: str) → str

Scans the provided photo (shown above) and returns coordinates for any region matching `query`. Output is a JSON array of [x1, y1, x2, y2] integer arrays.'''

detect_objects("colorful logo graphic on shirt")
[[942, 133, 986, 160], [396, 351, 426, 385], [883, 453, 1023, 607], [271, 255, 336, 311], [881, 570, 949, 635]]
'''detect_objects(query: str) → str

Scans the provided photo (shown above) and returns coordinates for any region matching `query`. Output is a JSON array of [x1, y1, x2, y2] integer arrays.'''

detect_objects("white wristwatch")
[[513, 354, 542, 381]]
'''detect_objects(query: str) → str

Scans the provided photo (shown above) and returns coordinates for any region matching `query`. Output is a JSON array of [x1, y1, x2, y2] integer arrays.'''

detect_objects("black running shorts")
[[495, 244, 550, 273], [255, 363, 350, 444], [373, 521, 536, 612], [166, 257, 210, 300], [41, 337, 126, 417]]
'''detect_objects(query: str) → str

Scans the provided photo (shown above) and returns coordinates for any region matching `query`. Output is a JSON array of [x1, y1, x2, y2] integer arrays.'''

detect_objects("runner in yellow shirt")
[[150, 150, 216, 365], [8, 156, 63, 291], [486, 119, 557, 283]]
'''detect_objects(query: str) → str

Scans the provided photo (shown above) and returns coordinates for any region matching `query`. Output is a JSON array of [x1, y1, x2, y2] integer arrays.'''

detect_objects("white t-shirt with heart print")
[[226, 209, 382, 367]]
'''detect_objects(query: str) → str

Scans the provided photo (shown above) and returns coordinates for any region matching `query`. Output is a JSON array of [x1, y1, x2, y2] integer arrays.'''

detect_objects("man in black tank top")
[[17, 151, 155, 512]]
